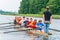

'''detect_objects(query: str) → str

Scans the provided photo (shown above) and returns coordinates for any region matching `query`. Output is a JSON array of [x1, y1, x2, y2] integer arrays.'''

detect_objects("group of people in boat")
[[14, 16, 45, 36]]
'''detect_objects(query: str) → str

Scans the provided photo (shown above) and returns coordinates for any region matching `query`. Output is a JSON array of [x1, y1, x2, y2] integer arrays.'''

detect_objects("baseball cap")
[[46, 6, 49, 9]]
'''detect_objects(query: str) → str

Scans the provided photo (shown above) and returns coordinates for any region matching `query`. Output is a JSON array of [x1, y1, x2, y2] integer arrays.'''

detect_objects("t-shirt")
[[21, 19, 26, 24], [43, 11, 52, 21], [23, 20, 28, 28], [36, 22, 44, 30]]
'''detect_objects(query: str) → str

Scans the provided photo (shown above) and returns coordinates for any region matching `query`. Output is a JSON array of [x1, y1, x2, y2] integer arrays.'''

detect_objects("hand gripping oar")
[[0, 22, 13, 25]]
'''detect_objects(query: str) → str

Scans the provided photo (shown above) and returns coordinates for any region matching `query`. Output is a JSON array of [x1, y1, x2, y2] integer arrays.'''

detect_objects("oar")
[[0, 25, 16, 30], [3, 28, 60, 34], [3, 28, 33, 33], [4, 30, 24, 33], [49, 28, 60, 32], [0, 22, 13, 25], [0, 24, 14, 28]]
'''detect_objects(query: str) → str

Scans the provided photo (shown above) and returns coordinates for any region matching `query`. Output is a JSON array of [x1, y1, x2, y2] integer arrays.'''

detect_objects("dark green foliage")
[[18, 0, 30, 14], [18, 0, 60, 15], [49, 0, 60, 14], [18, 0, 49, 14]]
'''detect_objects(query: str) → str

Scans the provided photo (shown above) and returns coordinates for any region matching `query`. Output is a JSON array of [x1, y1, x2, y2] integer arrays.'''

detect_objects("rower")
[[14, 16, 22, 30], [27, 18, 36, 29], [16, 17, 22, 25], [28, 20, 45, 36], [27, 18, 33, 28], [35, 20, 45, 35], [23, 18, 29, 28], [20, 16, 26, 27], [26, 19, 37, 35], [21, 16, 26, 23]]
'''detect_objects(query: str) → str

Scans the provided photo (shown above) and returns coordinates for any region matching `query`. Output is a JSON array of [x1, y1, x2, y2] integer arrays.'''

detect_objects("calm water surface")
[[0, 15, 60, 40]]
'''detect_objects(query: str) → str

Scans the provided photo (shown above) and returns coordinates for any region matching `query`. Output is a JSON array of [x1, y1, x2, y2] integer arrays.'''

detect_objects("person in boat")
[[32, 19, 37, 29], [21, 16, 26, 23], [21, 16, 26, 27], [35, 20, 45, 35], [27, 18, 33, 28], [26, 19, 37, 35], [23, 18, 29, 28], [14, 16, 22, 25], [28, 20, 45, 36], [13, 16, 22, 30], [27, 18, 37, 29]]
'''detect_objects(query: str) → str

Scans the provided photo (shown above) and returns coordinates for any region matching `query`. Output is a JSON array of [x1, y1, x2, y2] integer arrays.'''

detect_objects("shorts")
[[45, 21, 50, 24], [36, 28, 42, 31]]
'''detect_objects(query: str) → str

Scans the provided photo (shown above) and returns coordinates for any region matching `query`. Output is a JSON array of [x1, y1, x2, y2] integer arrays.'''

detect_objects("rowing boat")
[[15, 25, 52, 36], [3, 27, 52, 40], [3, 25, 52, 39]]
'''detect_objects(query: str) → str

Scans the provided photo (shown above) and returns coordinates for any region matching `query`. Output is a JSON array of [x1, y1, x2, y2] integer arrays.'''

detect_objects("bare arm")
[[50, 16, 52, 24], [43, 14, 45, 23]]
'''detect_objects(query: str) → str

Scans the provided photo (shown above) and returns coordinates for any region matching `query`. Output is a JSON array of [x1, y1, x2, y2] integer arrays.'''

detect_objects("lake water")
[[0, 15, 60, 40]]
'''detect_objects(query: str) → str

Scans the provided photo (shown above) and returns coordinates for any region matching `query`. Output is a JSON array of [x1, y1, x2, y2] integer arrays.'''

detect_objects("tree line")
[[0, 10, 15, 15], [18, 0, 60, 15]]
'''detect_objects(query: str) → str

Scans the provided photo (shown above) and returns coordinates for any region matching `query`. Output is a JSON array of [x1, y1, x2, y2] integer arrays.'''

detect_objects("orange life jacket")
[[15, 17, 22, 24], [27, 21, 36, 29]]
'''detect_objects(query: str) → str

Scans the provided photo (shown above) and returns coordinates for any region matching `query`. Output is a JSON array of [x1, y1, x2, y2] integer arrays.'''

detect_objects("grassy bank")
[[5, 14, 60, 19]]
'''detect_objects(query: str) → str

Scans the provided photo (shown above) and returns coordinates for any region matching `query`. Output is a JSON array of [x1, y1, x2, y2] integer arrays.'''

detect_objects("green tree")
[[18, 0, 49, 14], [48, 0, 60, 14], [18, 0, 30, 14]]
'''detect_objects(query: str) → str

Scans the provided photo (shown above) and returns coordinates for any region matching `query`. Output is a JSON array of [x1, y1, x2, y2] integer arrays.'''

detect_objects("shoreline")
[[0, 14, 60, 19]]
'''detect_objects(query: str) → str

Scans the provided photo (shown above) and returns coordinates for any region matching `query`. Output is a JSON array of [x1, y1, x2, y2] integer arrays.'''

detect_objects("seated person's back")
[[36, 20, 44, 31]]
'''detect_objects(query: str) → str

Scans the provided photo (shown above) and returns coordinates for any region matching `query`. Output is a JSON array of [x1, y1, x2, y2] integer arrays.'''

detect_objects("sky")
[[0, 0, 22, 12]]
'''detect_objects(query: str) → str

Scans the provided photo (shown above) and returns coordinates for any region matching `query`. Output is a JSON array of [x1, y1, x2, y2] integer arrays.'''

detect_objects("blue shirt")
[[36, 22, 44, 30], [23, 20, 28, 28]]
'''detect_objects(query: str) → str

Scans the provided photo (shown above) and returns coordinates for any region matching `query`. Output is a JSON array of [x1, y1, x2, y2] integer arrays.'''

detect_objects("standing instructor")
[[43, 6, 52, 34]]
